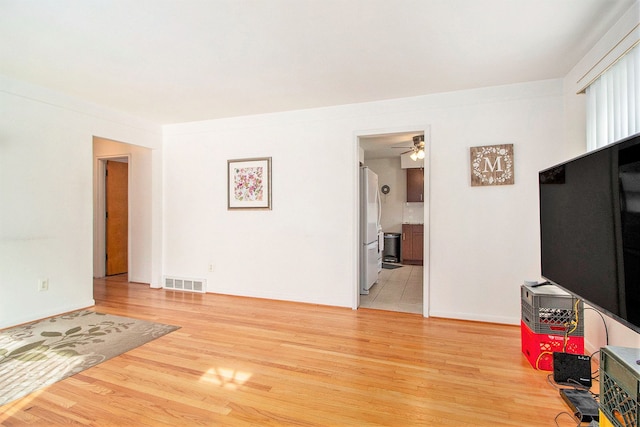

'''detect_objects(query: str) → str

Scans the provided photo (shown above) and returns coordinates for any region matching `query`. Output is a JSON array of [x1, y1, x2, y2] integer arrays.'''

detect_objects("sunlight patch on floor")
[[200, 367, 252, 390]]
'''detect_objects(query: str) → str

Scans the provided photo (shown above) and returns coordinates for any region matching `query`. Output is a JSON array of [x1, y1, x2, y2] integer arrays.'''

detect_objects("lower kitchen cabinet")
[[401, 224, 423, 265]]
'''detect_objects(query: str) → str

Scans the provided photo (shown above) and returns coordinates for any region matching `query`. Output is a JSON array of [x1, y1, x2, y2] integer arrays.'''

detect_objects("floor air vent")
[[163, 276, 206, 293]]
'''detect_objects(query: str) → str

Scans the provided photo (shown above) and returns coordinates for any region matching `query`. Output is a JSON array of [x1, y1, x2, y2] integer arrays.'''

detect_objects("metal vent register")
[[163, 276, 206, 293]]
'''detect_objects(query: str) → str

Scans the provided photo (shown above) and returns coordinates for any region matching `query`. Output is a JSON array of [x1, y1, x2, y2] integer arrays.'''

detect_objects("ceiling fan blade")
[[401, 149, 413, 155]]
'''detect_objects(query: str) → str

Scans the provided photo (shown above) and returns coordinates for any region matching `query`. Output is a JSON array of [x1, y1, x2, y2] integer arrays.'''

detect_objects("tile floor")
[[359, 263, 423, 314]]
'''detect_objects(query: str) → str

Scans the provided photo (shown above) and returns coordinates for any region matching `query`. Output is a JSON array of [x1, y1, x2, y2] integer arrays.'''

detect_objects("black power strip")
[[560, 389, 599, 423]]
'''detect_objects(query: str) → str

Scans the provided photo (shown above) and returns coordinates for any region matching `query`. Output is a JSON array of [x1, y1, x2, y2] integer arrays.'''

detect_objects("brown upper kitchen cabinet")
[[406, 168, 424, 202]]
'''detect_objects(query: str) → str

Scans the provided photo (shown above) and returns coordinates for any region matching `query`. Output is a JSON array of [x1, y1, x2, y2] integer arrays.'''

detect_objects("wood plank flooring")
[[1, 276, 585, 426]]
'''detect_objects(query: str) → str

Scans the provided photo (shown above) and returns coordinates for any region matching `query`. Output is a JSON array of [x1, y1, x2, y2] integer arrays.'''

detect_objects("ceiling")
[[360, 132, 425, 160], [0, 0, 635, 128]]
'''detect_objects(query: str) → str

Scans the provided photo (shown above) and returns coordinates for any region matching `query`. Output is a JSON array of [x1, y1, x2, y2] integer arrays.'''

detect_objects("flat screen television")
[[539, 132, 640, 334]]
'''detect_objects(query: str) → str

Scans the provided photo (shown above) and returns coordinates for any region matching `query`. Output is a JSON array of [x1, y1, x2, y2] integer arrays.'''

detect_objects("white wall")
[[163, 79, 565, 324], [427, 82, 567, 323], [0, 76, 162, 329]]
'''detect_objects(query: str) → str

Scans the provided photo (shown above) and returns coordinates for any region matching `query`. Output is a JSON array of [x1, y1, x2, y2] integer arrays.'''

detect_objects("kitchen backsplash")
[[402, 202, 424, 224]]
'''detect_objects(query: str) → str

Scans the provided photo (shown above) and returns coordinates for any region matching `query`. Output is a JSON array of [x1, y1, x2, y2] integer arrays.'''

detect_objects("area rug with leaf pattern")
[[0, 310, 179, 406]]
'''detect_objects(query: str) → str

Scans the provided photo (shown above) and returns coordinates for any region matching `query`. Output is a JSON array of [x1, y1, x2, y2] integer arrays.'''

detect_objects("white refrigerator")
[[360, 167, 383, 295]]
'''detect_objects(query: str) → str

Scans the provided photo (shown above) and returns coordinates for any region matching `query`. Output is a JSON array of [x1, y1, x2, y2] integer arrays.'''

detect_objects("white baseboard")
[[428, 310, 519, 325]]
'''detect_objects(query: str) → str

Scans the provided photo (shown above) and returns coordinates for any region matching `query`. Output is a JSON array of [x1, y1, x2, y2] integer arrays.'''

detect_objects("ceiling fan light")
[[417, 149, 425, 159], [410, 151, 418, 161]]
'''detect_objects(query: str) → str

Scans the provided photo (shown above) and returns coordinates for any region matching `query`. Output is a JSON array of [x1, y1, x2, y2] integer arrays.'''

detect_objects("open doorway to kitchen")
[[356, 127, 430, 315]]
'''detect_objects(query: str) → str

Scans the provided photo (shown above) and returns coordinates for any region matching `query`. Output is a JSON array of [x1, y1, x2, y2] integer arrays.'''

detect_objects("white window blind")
[[585, 43, 640, 151]]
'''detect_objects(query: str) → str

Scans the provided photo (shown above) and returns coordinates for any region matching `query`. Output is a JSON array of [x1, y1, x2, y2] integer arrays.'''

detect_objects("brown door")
[[105, 160, 128, 276]]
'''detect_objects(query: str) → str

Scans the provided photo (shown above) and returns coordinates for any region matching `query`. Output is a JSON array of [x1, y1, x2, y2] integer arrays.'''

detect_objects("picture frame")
[[227, 157, 272, 210], [470, 144, 514, 186]]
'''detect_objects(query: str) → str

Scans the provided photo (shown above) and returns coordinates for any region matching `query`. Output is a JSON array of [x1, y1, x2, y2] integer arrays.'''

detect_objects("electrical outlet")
[[208, 264, 214, 272], [38, 279, 49, 292]]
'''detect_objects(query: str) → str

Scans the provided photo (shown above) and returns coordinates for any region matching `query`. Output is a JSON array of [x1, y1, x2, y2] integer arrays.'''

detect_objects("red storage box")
[[520, 321, 585, 370]]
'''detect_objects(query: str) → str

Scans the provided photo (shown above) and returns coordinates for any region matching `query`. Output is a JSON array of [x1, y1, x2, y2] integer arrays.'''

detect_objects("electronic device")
[[554, 352, 592, 388], [530, 281, 551, 288], [539, 131, 640, 334], [560, 389, 599, 423]]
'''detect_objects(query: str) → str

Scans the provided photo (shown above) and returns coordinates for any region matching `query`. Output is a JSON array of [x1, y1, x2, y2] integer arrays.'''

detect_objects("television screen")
[[539, 132, 640, 333]]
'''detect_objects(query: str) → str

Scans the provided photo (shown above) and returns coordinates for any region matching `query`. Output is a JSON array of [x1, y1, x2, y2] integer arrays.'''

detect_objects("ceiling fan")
[[394, 135, 425, 161]]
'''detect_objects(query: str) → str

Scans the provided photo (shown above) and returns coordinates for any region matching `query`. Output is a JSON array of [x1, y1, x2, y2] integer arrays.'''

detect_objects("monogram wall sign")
[[470, 144, 514, 186]]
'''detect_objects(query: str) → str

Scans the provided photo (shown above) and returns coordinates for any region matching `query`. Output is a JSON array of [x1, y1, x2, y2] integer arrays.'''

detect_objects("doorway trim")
[[353, 125, 431, 317], [94, 154, 132, 279]]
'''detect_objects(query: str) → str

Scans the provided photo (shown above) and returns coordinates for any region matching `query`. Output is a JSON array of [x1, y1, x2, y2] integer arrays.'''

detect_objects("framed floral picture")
[[227, 157, 272, 210]]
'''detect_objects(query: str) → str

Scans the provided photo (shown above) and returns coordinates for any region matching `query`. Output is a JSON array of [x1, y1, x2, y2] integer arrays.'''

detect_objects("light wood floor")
[[0, 276, 583, 426]]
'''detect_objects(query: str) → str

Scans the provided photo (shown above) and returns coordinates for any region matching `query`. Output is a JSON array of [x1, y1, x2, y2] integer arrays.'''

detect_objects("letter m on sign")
[[483, 157, 503, 173]]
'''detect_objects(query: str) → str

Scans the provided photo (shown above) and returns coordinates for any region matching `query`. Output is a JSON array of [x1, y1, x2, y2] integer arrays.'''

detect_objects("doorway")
[[93, 135, 155, 286], [94, 155, 130, 279], [356, 128, 430, 316]]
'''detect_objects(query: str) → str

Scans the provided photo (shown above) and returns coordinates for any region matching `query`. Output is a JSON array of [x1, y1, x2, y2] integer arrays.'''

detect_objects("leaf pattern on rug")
[[0, 310, 179, 406], [0, 315, 135, 365]]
